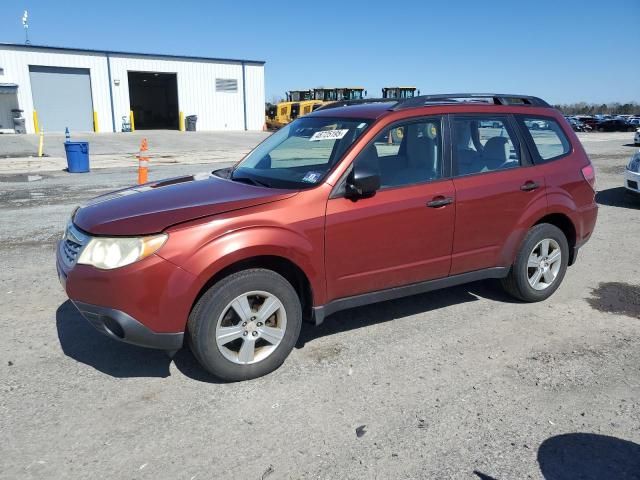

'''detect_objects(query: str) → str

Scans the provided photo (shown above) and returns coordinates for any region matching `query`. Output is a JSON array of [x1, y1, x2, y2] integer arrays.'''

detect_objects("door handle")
[[427, 196, 454, 208], [520, 181, 539, 192]]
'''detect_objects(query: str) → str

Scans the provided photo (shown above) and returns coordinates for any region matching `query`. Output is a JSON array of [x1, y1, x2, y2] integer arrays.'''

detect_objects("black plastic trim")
[[72, 301, 184, 350], [393, 93, 550, 110], [312, 267, 509, 325]]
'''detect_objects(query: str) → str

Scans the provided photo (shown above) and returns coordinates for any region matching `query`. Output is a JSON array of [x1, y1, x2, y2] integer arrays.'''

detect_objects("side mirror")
[[345, 167, 380, 199]]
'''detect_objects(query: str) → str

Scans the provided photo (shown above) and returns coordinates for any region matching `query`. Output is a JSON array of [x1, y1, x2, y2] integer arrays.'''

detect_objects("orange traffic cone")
[[137, 138, 149, 184]]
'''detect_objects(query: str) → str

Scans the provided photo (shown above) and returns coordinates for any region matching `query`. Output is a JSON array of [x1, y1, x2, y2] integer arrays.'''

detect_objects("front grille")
[[60, 223, 89, 268]]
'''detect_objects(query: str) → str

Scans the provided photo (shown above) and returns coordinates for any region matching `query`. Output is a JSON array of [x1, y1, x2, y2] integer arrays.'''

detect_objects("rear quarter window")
[[521, 117, 572, 162]]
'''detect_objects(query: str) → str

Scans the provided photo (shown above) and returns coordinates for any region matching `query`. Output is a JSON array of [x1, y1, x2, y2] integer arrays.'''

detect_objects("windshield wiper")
[[230, 175, 272, 188]]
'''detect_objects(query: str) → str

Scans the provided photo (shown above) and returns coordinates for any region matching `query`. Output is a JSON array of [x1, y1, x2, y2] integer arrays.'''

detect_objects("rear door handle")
[[520, 181, 539, 192], [427, 196, 454, 208]]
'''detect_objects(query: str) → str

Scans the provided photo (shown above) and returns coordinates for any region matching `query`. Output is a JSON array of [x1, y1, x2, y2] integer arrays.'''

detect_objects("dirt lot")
[[0, 131, 638, 479]]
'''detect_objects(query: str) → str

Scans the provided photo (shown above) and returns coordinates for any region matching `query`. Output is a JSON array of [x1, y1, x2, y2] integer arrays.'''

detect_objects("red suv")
[[57, 93, 597, 381]]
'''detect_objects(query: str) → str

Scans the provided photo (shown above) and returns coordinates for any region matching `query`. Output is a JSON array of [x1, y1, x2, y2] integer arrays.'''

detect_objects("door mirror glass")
[[346, 167, 380, 199]]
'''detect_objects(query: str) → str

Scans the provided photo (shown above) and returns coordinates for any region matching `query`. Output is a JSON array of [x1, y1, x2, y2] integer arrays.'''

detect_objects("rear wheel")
[[501, 224, 569, 302], [188, 269, 302, 381]]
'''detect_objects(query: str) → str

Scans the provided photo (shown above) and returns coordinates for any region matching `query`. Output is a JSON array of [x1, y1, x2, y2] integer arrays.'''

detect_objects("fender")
[[496, 193, 549, 267], [545, 188, 583, 236], [175, 225, 326, 307]]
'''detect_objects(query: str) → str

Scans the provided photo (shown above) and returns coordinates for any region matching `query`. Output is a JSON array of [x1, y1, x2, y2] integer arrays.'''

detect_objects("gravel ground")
[[0, 131, 638, 480]]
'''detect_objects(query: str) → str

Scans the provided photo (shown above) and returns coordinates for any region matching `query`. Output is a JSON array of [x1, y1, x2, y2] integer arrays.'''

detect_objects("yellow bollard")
[[37, 129, 44, 157], [129, 110, 135, 132], [32, 110, 39, 134], [93, 111, 99, 132], [179, 111, 185, 132]]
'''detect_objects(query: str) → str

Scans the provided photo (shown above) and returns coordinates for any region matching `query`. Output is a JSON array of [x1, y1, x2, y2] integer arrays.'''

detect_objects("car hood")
[[73, 172, 297, 235]]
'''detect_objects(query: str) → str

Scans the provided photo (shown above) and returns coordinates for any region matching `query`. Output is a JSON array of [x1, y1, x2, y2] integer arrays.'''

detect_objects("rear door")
[[450, 114, 546, 275]]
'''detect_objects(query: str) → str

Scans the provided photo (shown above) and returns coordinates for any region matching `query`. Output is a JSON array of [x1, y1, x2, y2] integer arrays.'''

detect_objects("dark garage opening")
[[128, 71, 179, 130]]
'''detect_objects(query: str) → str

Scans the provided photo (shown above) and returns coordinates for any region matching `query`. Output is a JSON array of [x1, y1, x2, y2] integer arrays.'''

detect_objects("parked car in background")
[[594, 119, 636, 132], [634, 128, 640, 145], [56, 93, 598, 381], [575, 116, 598, 130], [527, 119, 548, 130], [628, 118, 640, 127], [625, 151, 640, 196], [567, 117, 591, 132]]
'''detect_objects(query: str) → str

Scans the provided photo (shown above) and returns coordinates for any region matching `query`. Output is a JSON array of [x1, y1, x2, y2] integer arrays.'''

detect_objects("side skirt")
[[312, 267, 510, 326]]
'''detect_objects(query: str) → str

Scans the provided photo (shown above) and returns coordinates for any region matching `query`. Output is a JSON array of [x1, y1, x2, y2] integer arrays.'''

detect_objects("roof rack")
[[393, 93, 550, 110], [314, 98, 397, 111]]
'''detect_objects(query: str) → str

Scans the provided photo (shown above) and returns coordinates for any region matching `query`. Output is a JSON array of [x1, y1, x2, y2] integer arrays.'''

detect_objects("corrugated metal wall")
[[244, 64, 266, 130], [0, 46, 111, 133], [0, 45, 265, 133]]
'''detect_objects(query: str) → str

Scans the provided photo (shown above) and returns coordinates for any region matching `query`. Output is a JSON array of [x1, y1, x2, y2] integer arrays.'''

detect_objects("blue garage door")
[[29, 66, 93, 132]]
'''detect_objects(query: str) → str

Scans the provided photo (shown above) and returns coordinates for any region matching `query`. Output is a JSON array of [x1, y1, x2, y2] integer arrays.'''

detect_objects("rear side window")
[[522, 117, 571, 162], [451, 116, 521, 176]]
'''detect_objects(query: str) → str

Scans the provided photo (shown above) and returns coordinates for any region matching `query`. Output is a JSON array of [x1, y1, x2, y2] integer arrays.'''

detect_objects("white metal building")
[[0, 43, 265, 133]]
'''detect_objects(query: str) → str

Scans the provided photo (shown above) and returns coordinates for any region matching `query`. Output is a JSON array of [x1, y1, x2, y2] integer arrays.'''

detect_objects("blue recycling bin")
[[64, 141, 90, 173]]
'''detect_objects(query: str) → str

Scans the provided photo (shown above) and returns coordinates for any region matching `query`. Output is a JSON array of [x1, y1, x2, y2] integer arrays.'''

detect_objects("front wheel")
[[501, 224, 569, 302], [188, 269, 302, 381]]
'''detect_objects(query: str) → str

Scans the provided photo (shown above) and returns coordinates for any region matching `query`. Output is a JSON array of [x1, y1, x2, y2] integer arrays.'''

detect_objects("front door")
[[325, 116, 455, 301]]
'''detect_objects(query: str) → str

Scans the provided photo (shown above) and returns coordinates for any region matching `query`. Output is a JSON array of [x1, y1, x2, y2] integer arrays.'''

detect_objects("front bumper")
[[72, 301, 184, 350], [57, 236, 196, 350], [624, 169, 640, 194]]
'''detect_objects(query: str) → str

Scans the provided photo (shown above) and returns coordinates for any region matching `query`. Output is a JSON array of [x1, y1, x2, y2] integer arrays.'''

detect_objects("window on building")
[[216, 78, 238, 93], [521, 117, 571, 162]]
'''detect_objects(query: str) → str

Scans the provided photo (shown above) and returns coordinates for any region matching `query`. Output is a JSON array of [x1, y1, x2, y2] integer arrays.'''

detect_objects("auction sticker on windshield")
[[309, 129, 349, 141]]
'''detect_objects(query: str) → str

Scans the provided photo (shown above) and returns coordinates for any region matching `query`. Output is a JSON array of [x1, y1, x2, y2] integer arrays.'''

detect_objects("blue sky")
[[2, 0, 638, 104]]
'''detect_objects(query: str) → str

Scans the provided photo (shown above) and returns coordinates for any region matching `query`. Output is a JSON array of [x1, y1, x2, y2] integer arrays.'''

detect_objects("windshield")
[[231, 116, 371, 189]]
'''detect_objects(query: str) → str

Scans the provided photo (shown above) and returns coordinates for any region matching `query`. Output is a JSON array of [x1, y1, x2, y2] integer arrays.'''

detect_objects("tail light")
[[581, 164, 596, 191]]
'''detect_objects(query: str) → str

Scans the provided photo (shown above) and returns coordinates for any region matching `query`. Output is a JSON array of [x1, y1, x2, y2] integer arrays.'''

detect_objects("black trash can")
[[186, 115, 198, 131]]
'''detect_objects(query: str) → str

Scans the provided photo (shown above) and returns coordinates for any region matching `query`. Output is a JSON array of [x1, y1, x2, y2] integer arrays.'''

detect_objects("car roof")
[[309, 102, 397, 119], [308, 93, 553, 120]]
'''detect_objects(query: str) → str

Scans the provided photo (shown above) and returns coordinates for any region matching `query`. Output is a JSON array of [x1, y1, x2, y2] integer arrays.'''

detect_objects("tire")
[[501, 224, 569, 302], [188, 269, 302, 381]]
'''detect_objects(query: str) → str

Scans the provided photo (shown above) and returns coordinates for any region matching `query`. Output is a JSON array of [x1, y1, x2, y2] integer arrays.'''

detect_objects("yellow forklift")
[[382, 87, 419, 99]]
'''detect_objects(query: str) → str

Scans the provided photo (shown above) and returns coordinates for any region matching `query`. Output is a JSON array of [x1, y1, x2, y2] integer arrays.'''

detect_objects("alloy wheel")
[[527, 238, 562, 291], [215, 291, 287, 365]]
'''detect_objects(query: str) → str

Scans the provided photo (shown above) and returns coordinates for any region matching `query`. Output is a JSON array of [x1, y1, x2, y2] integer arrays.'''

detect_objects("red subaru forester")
[[57, 93, 597, 381]]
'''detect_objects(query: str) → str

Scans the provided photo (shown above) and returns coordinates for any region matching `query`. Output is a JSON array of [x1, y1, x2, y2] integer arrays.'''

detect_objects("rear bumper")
[[72, 301, 184, 350]]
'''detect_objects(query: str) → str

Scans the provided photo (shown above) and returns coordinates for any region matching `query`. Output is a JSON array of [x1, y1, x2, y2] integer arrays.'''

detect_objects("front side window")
[[354, 117, 443, 188], [452, 116, 521, 176], [522, 117, 571, 161], [231, 116, 370, 189]]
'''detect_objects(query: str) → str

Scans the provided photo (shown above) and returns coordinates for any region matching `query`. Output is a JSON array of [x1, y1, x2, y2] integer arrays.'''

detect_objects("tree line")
[[554, 102, 640, 115]]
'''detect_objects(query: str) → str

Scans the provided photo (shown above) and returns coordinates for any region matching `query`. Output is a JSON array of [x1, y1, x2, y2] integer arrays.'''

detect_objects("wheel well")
[[534, 213, 577, 264], [192, 256, 314, 322]]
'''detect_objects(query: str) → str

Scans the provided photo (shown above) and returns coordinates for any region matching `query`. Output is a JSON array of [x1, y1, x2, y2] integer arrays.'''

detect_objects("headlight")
[[77, 234, 167, 270], [627, 154, 640, 173]]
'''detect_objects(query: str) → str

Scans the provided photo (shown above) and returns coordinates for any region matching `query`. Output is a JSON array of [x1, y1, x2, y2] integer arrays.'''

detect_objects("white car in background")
[[625, 150, 640, 196], [634, 128, 640, 146]]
